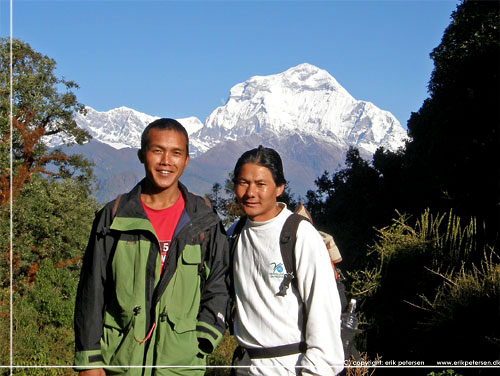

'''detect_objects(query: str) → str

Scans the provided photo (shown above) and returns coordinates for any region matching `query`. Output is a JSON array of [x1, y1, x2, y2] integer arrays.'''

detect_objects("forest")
[[0, 1, 498, 375]]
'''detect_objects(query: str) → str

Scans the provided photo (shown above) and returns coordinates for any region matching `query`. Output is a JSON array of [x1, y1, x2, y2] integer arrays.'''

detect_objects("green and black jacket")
[[74, 180, 230, 375]]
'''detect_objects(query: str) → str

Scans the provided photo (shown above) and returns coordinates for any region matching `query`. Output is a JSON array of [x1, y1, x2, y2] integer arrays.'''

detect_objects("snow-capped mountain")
[[56, 63, 406, 156], [74, 106, 157, 149], [53, 63, 409, 202], [192, 63, 407, 155], [47, 106, 204, 151]]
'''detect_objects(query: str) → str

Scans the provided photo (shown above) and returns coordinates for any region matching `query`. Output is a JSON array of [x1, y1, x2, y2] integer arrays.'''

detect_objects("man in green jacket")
[[74, 118, 230, 375]]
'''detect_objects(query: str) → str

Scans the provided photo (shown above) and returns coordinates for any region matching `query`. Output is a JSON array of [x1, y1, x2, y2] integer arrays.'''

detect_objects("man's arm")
[[295, 222, 345, 376], [195, 221, 231, 355], [74, 208, 112, 371]]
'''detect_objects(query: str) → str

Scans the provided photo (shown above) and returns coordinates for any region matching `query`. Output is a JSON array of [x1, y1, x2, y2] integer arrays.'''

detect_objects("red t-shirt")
[[141, 193, 185, 273]]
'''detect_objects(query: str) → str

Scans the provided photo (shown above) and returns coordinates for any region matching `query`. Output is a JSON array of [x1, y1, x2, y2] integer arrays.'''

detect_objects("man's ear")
[[276, 184, 285, 198], [137, 149, 144, 164]]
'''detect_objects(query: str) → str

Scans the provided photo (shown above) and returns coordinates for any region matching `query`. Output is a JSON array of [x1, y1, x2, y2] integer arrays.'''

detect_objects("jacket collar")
[[111, 178, 219, 234]]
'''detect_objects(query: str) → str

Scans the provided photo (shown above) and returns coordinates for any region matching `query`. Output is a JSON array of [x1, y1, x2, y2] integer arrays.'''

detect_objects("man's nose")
[[246, 184, 256, 198], [160, 152, 170, 165]]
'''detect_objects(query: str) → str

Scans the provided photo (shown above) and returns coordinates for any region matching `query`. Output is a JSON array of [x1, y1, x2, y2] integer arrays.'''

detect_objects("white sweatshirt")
[[232, 205, 344, 375]]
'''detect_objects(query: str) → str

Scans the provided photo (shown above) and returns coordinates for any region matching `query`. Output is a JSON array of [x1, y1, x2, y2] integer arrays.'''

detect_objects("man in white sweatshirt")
[[229, 145, 344, 375]]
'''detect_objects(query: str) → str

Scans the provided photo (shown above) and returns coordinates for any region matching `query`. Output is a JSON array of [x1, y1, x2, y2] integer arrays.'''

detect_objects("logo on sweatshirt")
[[269, 262, 285, 278]]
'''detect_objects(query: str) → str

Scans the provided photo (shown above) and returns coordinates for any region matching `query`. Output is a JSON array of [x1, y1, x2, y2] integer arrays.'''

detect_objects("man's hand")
[[79, 369, 106, 376]]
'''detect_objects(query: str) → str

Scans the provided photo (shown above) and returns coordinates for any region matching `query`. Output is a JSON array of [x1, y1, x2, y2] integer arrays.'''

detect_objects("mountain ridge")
[[49, 63, 408, 202], [192, 63, 407, 155]]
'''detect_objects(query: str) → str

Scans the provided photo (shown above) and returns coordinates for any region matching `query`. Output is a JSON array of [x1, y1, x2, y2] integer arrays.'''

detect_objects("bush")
[[420, 250, 500, 361], [206, 331, 238, 376], [0, 174, 97, 371], [351, 209, 497, 363]]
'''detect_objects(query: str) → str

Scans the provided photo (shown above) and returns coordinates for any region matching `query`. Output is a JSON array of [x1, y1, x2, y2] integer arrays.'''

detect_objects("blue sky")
[[1, 0, 459, 128]]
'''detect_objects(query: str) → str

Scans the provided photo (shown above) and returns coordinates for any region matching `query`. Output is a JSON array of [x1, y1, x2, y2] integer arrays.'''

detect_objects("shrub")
[[351, 209, 497, 363]]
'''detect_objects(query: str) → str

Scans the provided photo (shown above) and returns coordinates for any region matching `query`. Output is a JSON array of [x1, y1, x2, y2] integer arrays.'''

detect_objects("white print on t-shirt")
[[159, 241, 170, 270]]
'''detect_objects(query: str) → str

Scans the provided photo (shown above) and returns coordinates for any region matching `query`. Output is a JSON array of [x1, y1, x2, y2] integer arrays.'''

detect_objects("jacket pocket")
[[101, 314, 141, 373], [182, 244, 202, 265], [165, 245, 202, 317], [155, 311, 202, 367]]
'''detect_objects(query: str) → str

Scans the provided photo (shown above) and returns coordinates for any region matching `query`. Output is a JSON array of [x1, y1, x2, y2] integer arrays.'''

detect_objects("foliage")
[[304, 147, 406, 271], [404, 0, 499, 246], [351, 209, 498, 364], [303, 0, 499, 271], [278, 181, 298, 211], [0, 287, 8, 367], [427, 371, 463, 376], [205, 173, 243, 227], [1, 174, 97, 290], [0, 173, 98, 370], [419, 249, 500, 361], [0, 38, 92, 205], [206, 331, 238, 375]]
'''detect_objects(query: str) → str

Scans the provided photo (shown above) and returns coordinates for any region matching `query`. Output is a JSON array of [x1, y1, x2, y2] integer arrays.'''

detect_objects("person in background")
[[74, 118, 230, 375], [229, 145, 344, 375]]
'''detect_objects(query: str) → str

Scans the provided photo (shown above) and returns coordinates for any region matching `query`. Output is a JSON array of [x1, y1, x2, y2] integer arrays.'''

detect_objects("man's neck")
[[141, 185, 181, 210]]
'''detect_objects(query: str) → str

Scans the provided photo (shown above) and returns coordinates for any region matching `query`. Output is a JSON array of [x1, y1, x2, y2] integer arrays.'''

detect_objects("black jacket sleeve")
[[196, 220, 230, 354], [74, 205, 114, 369]]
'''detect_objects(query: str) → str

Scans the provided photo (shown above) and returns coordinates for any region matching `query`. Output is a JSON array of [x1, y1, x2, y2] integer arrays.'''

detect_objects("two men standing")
[[74, 118, 344, 375]]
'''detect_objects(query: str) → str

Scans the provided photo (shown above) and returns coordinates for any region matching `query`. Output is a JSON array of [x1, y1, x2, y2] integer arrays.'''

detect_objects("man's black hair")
[[232, 145, 286, 187]]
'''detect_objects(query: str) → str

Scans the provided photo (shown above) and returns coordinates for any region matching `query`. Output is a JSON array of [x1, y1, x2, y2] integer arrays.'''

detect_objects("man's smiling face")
[[140, 128, 189, 194]]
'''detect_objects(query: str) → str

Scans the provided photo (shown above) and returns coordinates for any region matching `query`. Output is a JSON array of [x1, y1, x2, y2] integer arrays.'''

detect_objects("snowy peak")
[[48, 63, 406, 159], [74, 106, 158, 149], [46, 106, 204, 151], [229, 63, 349, 100], [193, 63, 407, 155], [278, 63, 349, 93]]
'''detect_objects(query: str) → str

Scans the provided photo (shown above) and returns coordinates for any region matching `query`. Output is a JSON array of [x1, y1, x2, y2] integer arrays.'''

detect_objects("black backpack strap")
[[230, 216, 247, 248], [228, 216, 247, 283], [100, 194, 123, 236], [276, 213, 309, 297], [198, 229, 210, 292], [227, 216, 247, 335], [228, 216, 248, 279]]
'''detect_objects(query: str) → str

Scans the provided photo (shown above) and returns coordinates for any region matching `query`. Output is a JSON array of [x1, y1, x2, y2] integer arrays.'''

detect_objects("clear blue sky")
[[1, 0, 459, 128]]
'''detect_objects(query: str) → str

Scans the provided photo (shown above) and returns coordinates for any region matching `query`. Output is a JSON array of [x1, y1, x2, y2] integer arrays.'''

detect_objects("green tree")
[[404, 0, 500, 248], [205, 173, 243, 227], [0, 173, 98, 371], [0, 38, 92, 205], [278, 181, 297, 211], [0, 38, 97, 371], [205, 182, 227, 214], [305, 147, 390, 270], [306, 0, 499, 270]]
